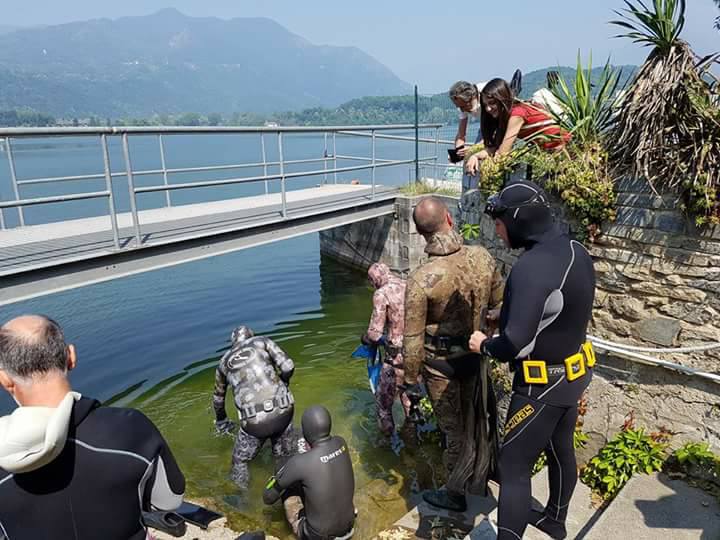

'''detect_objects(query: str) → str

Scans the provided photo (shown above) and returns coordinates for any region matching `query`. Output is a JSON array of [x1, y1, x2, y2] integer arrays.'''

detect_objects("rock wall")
[[460, 177, 720, 454]]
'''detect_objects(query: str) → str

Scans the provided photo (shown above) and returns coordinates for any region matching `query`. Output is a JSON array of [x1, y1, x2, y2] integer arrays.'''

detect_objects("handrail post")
[[6, 138, 24, 226], [0, 140, 5, 229], [332, 132, 338, 184], [121, 134, 142, 247], [101, 135, 121, 250], [371, 129, 376, 200], [414, 85, 420, 183], [434, 126, 440, 181], [278, 132, 287, 218], [323, 132, 328, 185], [261, 133, 269, 195], [158, 134, 172, 207]]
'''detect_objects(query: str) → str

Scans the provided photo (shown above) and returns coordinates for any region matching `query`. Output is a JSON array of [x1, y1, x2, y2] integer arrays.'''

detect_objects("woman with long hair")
[[465, 78, 569, 176]]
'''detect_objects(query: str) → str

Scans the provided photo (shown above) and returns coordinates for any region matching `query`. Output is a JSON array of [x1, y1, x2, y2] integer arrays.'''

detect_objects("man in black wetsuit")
[[469, 181, 596, 540], [213, 326, 296, 489], [0, 315, 185, 540], [263, 405, 355, 540]]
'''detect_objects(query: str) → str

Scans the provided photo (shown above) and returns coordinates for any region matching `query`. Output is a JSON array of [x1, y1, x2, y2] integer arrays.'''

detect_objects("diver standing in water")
[[362, 262, 411, 436], [469, 181, 596, 539], [263, 405, 355, 540], [212, 326, 296, 489]]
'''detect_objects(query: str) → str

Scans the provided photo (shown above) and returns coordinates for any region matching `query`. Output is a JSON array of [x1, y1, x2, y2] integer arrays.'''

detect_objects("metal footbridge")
[[0, 124, 447, 306]]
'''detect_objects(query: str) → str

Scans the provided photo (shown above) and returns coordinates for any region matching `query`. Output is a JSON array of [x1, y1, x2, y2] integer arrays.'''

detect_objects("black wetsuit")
[[213, 334, 296, 489], [482, 182, 596, 539], [0, 398, 185, 540], [263, 435, 355, 540]]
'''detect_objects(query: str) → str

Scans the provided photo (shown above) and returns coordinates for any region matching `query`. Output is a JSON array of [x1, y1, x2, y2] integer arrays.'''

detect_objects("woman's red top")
[[510, 102, 571, 150]]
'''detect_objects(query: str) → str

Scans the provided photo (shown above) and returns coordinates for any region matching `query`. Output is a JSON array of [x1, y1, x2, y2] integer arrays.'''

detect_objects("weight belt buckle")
[[582, 341, 596, 368], [522, 360, 548, 385], [565, 352, 586, 381], [263, 399, 274, 413]]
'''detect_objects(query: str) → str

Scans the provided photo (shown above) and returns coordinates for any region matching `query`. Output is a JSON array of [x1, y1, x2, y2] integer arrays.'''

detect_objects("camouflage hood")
[[368, 262, 392, 289], [424, 229, 464, 257]]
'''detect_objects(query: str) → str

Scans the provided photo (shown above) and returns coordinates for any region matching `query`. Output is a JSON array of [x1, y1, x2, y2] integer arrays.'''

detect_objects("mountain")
[[0, 9, 411, 117], [517, 66, 638, 100], [0, 25, 19, 35]]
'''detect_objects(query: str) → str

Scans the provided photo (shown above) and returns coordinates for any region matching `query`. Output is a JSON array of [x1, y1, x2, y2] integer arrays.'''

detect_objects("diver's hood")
[[231, 326, 254, 345], [424, 229, 463, 257], [496, 181, 554, 249], [301, 405, 332, 445], [0, 391, 81, 474], [368, 263, 391, 289]]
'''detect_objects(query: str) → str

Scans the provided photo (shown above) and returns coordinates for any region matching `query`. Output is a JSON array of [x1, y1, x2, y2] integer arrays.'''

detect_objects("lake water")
[[0, 131, 449, 537]]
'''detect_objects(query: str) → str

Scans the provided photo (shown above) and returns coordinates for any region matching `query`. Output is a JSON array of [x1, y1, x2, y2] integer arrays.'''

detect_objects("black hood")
[[495, 181, 555, 249], [302, 405, 332, 445]]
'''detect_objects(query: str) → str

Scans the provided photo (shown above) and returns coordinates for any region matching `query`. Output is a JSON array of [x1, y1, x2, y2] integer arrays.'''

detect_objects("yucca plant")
[[549, 52, 623, 146], [609, 0, 720, 224]]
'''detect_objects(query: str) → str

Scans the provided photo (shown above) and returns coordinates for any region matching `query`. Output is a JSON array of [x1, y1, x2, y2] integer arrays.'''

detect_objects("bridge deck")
[[0, 183, 397, 279]]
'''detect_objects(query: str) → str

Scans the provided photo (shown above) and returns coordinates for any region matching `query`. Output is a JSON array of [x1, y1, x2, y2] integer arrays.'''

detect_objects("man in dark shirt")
[[0, 315, 185, 540], [212, 325, 296, 489], [263, 406, 355, 540]]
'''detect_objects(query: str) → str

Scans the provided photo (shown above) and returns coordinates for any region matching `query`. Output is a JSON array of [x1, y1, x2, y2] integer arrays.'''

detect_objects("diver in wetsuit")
[[263, 406, 355, 540], [213, 326, 296, 489], [468, 181, 596, 540]]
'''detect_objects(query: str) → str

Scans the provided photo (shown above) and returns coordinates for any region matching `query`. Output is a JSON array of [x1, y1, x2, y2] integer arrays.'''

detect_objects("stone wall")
[[460, 177, 720, 454]]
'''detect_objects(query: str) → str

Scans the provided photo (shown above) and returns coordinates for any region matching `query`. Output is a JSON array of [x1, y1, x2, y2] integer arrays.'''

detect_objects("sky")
[[4, 0, 719, 93]]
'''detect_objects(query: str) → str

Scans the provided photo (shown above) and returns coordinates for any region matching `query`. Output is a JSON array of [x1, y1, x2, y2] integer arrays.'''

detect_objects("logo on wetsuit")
[[504, 404, 535, 436], [319, 445, 347, 464]]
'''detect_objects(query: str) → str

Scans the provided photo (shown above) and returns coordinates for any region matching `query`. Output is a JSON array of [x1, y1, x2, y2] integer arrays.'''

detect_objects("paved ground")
[[376, 469, 720, 539], [584, 472, 720, 540]]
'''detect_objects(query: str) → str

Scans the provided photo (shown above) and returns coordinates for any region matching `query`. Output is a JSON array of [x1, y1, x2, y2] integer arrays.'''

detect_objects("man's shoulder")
[[76, 403, 161, 452], [407, 262, 447, 293], [463, 244, 495, 263]]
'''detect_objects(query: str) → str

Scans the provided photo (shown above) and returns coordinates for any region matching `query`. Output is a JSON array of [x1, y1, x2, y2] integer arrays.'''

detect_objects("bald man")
[[403, 197, 504, 512], [0, 315, 185, 539]]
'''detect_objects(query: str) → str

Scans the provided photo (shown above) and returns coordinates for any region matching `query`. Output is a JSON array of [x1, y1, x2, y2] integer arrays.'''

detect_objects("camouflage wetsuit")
[[364, 263, 411, 435], [213, 326, 296, 489], [404, 229, 504, 484]]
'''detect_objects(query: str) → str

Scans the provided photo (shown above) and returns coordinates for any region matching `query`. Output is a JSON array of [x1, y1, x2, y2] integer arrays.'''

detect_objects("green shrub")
[[581, 427, 667, 500]]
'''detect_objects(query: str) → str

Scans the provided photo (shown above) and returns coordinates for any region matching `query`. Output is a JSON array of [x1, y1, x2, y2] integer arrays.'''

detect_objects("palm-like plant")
[[549, 52, 623, 147], [609, 0, 720, 224]]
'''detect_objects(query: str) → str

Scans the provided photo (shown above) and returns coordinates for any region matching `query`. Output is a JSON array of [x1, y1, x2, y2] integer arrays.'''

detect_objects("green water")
[[122, 258, 442, 539]]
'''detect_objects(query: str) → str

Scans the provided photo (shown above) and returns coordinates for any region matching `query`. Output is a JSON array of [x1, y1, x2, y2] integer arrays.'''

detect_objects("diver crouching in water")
[[263, 406, 356, 540], [212, 325, 296, 489]]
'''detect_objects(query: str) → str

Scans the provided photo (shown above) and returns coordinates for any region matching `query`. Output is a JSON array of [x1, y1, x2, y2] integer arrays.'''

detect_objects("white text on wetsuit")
[[319, 445, 347, 464]]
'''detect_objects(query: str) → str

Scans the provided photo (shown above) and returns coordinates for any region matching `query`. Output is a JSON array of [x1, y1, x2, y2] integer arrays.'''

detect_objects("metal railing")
[[0, 124, 444, 251]]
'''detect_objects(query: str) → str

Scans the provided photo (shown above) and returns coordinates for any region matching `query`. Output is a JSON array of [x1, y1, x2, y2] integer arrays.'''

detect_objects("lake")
[[0, 130, 450, 537]]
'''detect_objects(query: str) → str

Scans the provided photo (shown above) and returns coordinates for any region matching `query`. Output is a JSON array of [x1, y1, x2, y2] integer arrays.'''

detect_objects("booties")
[[529, 509, 567, 539], [422, 489, 467, 512]]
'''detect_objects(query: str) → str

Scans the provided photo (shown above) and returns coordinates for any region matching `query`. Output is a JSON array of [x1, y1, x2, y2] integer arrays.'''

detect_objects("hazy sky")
[[5, 1, 719, 92]]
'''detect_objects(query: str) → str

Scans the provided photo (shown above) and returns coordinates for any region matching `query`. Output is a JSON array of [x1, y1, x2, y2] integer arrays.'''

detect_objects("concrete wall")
[[319, 195, 460, 275]]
